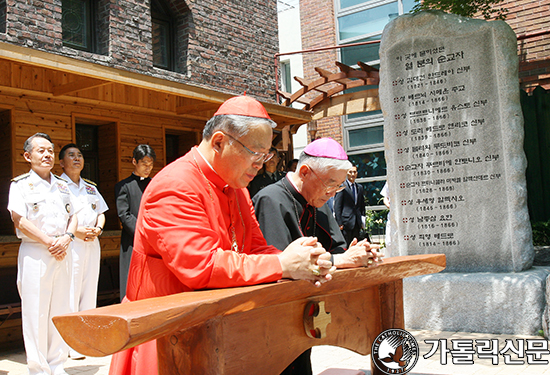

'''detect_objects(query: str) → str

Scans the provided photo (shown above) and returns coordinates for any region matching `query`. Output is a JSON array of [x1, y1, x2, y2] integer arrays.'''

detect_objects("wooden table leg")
[[371, 279, 405, 375]]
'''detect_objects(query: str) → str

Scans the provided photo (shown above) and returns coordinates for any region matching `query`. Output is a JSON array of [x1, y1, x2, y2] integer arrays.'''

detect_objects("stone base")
[[403, 267, 550, 335]]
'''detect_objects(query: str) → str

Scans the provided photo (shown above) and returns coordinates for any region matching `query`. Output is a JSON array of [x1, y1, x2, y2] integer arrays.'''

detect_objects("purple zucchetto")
[[303, 138, 348, 160]]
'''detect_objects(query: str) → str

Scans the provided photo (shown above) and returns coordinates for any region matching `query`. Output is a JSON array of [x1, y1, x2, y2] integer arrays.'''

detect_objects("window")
[[62, 0, 94, 51], [74, 119, 118, 231], [280, 60, 292, 94], [0, 0, 6, 34], [336, 0, 413, 209], [165, 130, 199, 165], [76, 124, 99, 182], [151, 0, 174, 70]]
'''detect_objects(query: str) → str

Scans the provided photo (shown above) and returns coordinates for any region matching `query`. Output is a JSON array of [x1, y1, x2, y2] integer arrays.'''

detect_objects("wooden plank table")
[[53, 254, 445, 375]]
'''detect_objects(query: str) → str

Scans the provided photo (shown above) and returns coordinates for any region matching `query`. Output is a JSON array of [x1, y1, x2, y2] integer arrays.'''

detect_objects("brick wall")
[[299, 0, 343, 145], [0, 0, 278, 101], [494, 0, 550, 91], [186, 0, 278, 100]]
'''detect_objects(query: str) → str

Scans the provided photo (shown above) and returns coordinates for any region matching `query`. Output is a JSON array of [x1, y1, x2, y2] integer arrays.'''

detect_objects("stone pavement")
[[1, 330, 549, 374]]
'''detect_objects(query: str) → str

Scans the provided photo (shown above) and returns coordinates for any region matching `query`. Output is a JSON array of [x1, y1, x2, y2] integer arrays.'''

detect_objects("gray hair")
[[202, 114, 276, 140], [24, 133, 53, 153], [297, 153, 352, 173]]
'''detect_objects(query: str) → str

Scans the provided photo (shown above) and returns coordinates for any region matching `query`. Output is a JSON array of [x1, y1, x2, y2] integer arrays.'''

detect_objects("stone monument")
[[379, 11, 549, 334]]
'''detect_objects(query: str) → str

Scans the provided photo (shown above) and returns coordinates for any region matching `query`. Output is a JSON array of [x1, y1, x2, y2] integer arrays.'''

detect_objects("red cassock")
[[109, 147, 283, 375]]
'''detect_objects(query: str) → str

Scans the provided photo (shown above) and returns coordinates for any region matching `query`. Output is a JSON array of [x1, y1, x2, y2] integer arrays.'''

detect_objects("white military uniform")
[[8, 170, 75, 375], [60, 174, 108, 326]]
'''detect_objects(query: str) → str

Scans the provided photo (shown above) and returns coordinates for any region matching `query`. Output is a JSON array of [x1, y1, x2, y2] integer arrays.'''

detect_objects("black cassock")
[[114, 173, 151, 301], [252, 175, 347, 375]]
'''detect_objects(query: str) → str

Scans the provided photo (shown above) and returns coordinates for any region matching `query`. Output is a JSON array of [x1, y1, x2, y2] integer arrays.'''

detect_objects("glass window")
[[360, 180, 387, 207], [281, 61, 292, 93], [339, 0, 368, 9], [151, 0, 174, 70], [349, 151, 386, 179], [62, 0, 93, 51], [76, 124, 99, 182], [153, 20, 171, 69], [349, 126, 383, 147], [0, 0, 6, 34], [341, 36, 381, 64], [338, 2, 398, 40], [403, 0, 416, 13]]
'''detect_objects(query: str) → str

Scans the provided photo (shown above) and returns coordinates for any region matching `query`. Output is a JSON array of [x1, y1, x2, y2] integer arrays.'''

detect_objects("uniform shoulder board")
[[11, 172, 30, 182], [54, 174, 68, 183], [82, 178, 97, 186]]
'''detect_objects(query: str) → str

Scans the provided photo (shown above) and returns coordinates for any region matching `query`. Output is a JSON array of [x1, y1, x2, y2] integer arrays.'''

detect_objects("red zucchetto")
[[213, 95, 271, 119]]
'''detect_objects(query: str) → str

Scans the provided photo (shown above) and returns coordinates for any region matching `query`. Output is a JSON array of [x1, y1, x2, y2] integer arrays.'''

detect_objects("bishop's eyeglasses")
[[223, 132, 275, 163], [308, 167, 345, 194]]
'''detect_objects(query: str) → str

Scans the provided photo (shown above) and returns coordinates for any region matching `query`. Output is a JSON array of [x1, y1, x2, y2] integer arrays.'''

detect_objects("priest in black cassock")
[[252, 137, 383, 375], [115, 144, 156, 301], [247, 146, 285, 197]]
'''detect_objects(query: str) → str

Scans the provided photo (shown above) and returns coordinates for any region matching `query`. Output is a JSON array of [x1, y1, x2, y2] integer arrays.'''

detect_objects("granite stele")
[[379, 11, 549, 335]]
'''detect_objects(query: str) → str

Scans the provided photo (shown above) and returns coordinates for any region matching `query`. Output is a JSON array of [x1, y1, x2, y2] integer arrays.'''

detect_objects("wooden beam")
[[312, 89, 381, 120], [293, 76, 311, 88], [52, 254, 445, 357], [358, 61, 379, 73], [52, 77, 109, 96], [314, 67, 334, 79], [0, 41, 312, 127], [335, 61, 353, 73], [176, 102, 220, 115]]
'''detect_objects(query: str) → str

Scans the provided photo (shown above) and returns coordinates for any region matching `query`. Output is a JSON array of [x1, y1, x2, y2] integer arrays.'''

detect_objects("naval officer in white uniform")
[[8, 133, 77, 375], [59, 143, 108, 359]]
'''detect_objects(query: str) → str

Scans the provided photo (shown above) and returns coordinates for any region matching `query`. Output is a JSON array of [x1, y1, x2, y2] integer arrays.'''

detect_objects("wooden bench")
[[53, 254, 445, 375]]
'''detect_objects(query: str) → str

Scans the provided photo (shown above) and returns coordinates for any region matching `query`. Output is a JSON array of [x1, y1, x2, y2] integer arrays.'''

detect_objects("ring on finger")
[[367, 259, 373, 265], [311, 267, 321, 276]]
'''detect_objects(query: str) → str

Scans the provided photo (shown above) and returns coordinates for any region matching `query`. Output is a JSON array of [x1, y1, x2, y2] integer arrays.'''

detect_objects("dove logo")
[[372, 329, 419, 374]]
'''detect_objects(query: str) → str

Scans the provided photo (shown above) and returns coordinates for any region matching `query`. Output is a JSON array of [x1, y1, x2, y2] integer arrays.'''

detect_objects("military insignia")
[[28, 182, 34, 190], [54, 174, 68, 182], [65, 203, 71, 213], [32, 203, 39, 212], [11, 173, 30, 182], [85, 185, 96, 195], [57, 183, 70, 195], [83, 178, 97, 187], [91, 203, 96, 210]]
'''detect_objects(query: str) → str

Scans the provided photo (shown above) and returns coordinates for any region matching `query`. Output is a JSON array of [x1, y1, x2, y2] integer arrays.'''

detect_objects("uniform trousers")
[[70, 238, 100, 314], [69, 238, 100, 356], [17, 241, 72, 375]]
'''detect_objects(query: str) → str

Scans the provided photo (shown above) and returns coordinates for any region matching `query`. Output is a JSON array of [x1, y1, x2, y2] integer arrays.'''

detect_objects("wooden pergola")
[[277, 61, 381, 134]]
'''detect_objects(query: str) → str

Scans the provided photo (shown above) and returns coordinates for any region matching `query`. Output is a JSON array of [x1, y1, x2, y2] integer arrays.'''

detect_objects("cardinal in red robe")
[[108, 96, 335, 375]]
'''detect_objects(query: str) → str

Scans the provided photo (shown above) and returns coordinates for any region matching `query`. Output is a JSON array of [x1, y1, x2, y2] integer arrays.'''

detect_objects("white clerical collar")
[[132, 172, 146, 181], [196, 148, 228, 188]]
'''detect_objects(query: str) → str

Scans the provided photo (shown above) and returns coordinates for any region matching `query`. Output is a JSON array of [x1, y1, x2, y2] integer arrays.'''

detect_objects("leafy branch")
[[411, 0, 508, 20]]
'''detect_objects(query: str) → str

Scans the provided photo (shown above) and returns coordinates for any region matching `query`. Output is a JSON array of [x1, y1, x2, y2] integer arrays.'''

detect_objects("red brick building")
[[0, 0, 311, 349]]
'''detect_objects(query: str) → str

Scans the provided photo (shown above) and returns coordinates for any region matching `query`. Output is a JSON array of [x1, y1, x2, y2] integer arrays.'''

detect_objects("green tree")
[[412, 0, 508, 20]]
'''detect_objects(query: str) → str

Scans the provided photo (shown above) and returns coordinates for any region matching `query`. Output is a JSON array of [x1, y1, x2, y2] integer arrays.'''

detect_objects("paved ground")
[[1, 330, 549, 374]]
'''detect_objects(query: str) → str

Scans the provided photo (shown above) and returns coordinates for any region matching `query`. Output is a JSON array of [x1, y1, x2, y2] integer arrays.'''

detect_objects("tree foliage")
[[411, 0, 508, 20]]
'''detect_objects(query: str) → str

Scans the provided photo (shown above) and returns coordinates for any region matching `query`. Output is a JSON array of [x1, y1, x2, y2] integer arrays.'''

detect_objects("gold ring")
[[367, 259, 373, 265], [311, 268, 321, 276]]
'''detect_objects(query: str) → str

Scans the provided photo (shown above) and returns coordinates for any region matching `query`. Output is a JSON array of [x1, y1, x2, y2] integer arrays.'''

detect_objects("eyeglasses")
[[223, 133, 275, 163], [308, 167, 345, 194]]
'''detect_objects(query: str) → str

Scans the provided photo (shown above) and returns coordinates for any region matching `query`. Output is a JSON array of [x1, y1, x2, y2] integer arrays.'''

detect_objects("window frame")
[[151, 0, 175, 71], [62, 0, 96, 52], [335, 0, 411, 210]]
